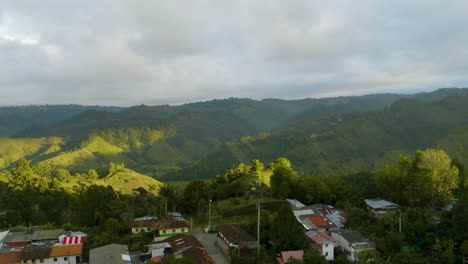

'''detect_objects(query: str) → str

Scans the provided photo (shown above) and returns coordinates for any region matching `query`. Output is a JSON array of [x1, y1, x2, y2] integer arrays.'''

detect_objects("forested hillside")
[[0, 105, 122, 137], [2, 88, 468, 180]]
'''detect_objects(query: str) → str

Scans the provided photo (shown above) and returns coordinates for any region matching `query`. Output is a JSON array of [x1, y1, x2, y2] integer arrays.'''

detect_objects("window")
[[173, 229, 176, 233], [40, 259, 44, 263], [64, 257, 68, 261], [162, 230, 166, 234], [181, 228, 185, 232], [325, 252, 328, 256], [135, 228, 139, 232], [76, 256, 81, 263], [54, 258, 58, 262]]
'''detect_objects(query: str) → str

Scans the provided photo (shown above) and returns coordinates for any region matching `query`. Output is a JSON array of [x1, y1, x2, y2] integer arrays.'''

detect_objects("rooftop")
[[89, 244, 131, 264], [277, 250, 304, 264], [364, 198, 399, 210], [216, 224, 256, 244], [50, 244, 83, 257], [306, 230, 336, 246], [334, 230, 371, 244], [31, 229, 64, 241], [130, 215, 190, 230], [286, 199, 306, 209], [3, 232, 31, 243], [21, 242, 53, 261], [0, 231, 9, 243]]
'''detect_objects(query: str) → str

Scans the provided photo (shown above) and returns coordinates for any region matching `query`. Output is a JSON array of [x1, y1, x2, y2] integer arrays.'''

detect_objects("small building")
[[129, 214, 191, 241], [277, 250, 304, 264], [89, 244, 131, 264], [332, 230, 375, 262], [48, 244, 83, 264], [364, 198, 399, 218], [3, 232, 31, 247], [160, 234, 214, 264], [129, 216, 158, 234], [20, 241, 53, 264], [216, 224, 257, 255], [306, 230, 336, 261]]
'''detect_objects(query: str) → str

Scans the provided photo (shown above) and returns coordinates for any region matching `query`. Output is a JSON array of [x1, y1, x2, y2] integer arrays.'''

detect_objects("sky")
[[1, 1, 468, 106]]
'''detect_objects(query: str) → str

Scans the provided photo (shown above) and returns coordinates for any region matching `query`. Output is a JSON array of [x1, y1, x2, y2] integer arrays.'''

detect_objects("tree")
[[181, 180, 211, 214], [269, 205, 308, 251], [412, 149, 460, 207], [270, 158, 297, 199]]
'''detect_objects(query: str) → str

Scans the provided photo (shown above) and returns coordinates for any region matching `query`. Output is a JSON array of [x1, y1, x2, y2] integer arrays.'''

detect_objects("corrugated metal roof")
[[364, 198, 399, 209]]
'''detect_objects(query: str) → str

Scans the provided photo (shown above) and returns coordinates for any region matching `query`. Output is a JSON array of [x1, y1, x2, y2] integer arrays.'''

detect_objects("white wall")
[[322, 242, 334, 261], [24, 255, 81, 264]]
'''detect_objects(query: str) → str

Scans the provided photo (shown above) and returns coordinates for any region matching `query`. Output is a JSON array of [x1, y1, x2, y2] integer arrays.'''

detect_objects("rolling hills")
[[1, 88, 468, 181]]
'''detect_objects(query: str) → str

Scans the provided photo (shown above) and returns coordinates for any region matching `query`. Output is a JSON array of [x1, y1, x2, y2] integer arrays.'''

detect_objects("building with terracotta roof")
[[149, 234, 214, 264], [129, 214, 191, 241], [277, 250, 304, 264], [306, 230, 337, 261], [216, 224, 257, 255]]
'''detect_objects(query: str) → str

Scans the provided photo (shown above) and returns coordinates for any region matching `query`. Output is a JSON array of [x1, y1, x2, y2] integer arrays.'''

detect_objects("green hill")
[[98, 168, 163, 196], [182, 93, 468, 178], [4, 88, 468, 180]]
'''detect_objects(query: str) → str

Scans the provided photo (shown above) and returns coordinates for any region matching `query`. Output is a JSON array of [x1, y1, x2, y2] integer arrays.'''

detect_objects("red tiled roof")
[[150, 256, 162, 262], [309, 216, 329, 227], [306, 230, 336, 246], [277, 250, 304, 264]]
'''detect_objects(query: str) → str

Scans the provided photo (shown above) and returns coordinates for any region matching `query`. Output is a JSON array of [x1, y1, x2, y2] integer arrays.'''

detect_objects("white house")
[[306, 230, 336, 261], [332, 230, 375, 262]]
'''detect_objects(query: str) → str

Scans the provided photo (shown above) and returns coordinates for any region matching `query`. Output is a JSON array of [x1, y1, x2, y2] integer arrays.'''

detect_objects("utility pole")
[[208, 199, 212, 231], [257, 179, 262, 257], [398, 209, 402, 233]]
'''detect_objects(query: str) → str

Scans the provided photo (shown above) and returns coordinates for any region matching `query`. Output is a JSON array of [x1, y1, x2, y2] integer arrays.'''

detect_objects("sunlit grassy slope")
[[98, 168, 163, 195], [0, 137, 63, 168]]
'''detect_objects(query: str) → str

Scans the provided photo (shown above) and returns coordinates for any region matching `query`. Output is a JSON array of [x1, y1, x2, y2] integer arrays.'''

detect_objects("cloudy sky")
[[1, 1, 468, 106]]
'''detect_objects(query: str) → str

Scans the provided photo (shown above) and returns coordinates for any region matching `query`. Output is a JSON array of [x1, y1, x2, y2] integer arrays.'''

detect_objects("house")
[[0, 229, 86, 264], [48, 244, 83, 264], [364, 198, 399, 218], [89, 244, 132, 264], [20, 241, 53, 264], [3, 232, 31, 247], [31, 229, 64, 242], [129, 216, 158, 233], [332, 230, 375, 262], [216, 224, 257, 255], [158, 234, 214, 264], [306, 230, 337, 261], [129, 214, 191, 241], [276, 250, 304, 264]]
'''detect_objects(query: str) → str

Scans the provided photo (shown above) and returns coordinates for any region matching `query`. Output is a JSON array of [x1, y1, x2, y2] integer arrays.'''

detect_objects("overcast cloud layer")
[[1, 1, 468, 106]]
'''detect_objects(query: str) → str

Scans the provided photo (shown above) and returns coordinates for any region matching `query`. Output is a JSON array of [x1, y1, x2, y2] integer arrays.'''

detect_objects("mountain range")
[[1, 88, 468, 180]]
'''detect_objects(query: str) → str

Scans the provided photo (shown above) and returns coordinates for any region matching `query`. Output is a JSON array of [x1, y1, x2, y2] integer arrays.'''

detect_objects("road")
[[195, 233, 229, 264]]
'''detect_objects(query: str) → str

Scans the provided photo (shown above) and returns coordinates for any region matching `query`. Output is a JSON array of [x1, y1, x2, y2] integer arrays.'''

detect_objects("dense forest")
[[0, 148, 466, 263]]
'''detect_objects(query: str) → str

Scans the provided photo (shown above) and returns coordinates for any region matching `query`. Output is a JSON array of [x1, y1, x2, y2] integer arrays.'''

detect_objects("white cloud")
[[0, 0, 468, 106]]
